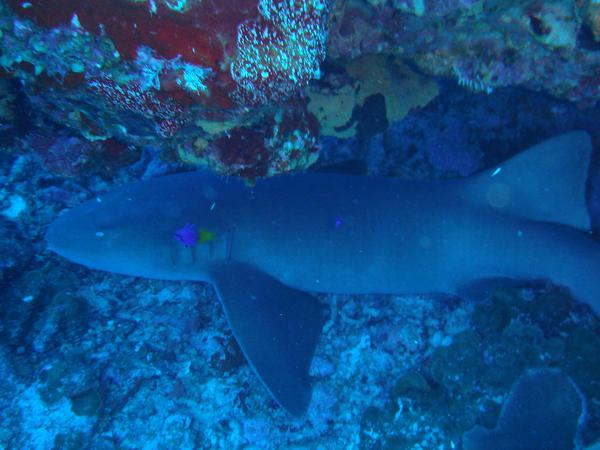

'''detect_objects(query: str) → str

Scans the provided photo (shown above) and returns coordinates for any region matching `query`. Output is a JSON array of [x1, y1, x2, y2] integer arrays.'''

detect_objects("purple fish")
[[174, 223, 198, 247], [334, 215, 343, 229]]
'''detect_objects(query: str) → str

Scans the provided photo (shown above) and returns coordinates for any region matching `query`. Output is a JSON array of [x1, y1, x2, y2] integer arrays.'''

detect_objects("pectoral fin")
[[210, 262, 328, 416]]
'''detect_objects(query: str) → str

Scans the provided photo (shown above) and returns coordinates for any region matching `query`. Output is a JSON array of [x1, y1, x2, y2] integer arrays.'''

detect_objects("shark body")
[[47, 131, 600, 416]]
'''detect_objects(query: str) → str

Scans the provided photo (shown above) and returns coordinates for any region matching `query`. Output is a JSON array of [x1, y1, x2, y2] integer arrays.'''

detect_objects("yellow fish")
[[198, 228, 215, 244]]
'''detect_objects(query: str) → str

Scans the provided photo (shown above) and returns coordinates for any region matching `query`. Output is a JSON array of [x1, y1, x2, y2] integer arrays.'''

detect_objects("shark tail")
[[459, 131, 600, 317]]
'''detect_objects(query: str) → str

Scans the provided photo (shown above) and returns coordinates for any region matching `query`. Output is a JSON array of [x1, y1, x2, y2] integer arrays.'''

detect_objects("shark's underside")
[[46, 131, 600, 416]]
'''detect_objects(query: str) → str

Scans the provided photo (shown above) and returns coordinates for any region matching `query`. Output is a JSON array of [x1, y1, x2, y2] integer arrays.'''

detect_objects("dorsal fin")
[[459, 131, 592, 230]]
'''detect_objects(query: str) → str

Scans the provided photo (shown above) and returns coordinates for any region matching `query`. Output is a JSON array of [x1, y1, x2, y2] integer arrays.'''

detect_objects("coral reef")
[[0, 0, 598, 177], [177, 103, 320, 178], [328, 0, 600, 106], [87, 76, 188, 138], [352, 284, 600, 449], [0, 0, 330, 178], [26, 133, 92, 177]]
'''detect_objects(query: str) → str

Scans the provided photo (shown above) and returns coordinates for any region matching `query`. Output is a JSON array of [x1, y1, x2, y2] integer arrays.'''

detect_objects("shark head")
[[47, 195, 168, 277], [46, 172, 227, 280], [46, 198, 108, 263]]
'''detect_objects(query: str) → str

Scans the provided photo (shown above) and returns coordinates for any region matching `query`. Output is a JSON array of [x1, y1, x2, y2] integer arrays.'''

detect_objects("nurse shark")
[[46, 131, 600, 416]]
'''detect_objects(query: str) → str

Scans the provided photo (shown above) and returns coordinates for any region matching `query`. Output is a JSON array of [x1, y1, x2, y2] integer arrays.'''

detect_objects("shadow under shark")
[[46, 131, 600, 416]]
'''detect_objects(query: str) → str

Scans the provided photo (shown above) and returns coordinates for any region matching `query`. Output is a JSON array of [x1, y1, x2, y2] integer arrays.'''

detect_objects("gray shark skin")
[[46, 131, 600, 416]]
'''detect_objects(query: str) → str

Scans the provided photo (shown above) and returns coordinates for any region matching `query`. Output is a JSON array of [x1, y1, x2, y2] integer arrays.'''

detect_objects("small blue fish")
[[174, 223, 198, 247]]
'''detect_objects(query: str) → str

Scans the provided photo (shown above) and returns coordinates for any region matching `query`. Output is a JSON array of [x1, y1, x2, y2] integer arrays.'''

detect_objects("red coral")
[[7, 0, 331, 111], [203, 102, 320, 178], [27, 133, 91, 177], [6, 0, 259, 105], [102, 138, 128, 159], [7, 0, 256, 69], [212, 127, 271, 178], [88, 76, 187, 136]]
